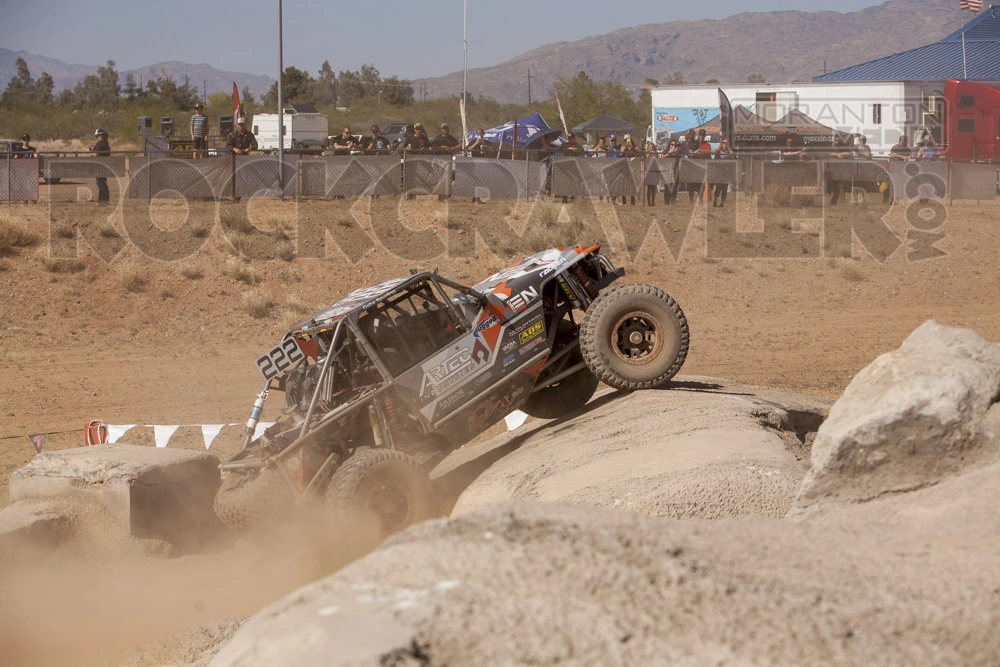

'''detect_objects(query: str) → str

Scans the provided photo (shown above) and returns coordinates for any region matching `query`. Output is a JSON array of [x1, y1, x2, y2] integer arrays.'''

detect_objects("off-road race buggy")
[[215, 245, 689, 540]]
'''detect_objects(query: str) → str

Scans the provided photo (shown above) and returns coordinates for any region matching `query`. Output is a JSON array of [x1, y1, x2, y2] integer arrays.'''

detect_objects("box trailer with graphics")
[[252, 104, 329, 151]]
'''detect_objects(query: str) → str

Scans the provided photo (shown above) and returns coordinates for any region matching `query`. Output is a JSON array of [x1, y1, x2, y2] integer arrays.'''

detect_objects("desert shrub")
[[226, 231, 252, 257], [241, 290, 274, 319], [284, 294, 312, 315], [43, 258, 85, 273], [52, 221, 76, 239], [179, 263, 204, 280], [764, 183, 791, 207], [223, 258, 261, 285], [220, 209, 255, 235], [118, 262, 149, 292], [0, 219, 39, 255], [276, 241, 296, 262], [98, 223, 120, 239], [190, 220, 211, 238], [839, 264, 867, 282]]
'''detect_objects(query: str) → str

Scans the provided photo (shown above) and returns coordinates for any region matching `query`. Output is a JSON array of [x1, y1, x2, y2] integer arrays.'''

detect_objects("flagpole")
[[961, 8, 968, 80]]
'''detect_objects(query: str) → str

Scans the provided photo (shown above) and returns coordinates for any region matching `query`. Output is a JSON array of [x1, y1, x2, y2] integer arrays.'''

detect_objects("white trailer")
[[252, 104, 329, 151], [649, 81, 950, 156]]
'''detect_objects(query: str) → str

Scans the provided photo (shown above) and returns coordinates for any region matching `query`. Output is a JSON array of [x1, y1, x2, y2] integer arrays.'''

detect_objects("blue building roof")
[[815, 6, 1000, 82]]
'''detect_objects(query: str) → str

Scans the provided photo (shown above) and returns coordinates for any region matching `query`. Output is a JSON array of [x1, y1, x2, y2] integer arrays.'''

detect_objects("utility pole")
[[527, 69, 531, 105], [462, 0, 468, 112], [277, 0, 284, 201], [203, 79, 207, 105]]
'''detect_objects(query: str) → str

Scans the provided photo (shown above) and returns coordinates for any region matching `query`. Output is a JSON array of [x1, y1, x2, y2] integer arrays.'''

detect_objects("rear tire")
[[325, 449, 434, 541], [580, 283, 689, 390], [214, 465, 295, 531]]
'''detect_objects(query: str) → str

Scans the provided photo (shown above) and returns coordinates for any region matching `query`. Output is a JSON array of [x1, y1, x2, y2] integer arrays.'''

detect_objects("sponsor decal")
[[518, 337, 545, 356], [497, 286, 538, 314], [420, 340, 492, 398], [503, 353, 516, 367], [519, 321, 543, 345], [473, 314, 500, 337], [469, 385, 527, 433], [538, 257, 567, 278], [509, 314, 543, 335], [438, 388, 467, 410], [475, 371, 493, 385], [471, 338, 490, 364], [657, 114, 679, 123], [502, 339, 518, 353]]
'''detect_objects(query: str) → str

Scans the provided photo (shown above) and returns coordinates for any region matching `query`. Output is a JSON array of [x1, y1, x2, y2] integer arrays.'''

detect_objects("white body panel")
[[252, 112, 329, 150]]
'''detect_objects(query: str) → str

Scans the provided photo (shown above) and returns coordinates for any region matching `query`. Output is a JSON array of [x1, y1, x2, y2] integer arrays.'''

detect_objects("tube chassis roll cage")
[[219, 274, 490, 497]]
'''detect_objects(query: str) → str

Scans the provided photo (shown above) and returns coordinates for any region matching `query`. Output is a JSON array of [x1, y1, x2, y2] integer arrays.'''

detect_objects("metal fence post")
[[6, 153, 10, 206], [147, 152, 151, 205]]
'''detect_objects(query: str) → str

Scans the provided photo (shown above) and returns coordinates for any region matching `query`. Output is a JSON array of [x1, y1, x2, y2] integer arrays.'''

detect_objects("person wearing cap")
[[190, 102, 208, 159], [226, 117, 257, 155], [403, 123, 429, 152], [430, 123, 460, 154], [561, 132, 583, 154], [90, 129, 111, 204], [363, 125, 392, 155], [606, 134, 621, 158], [15, 133, 35, 159]]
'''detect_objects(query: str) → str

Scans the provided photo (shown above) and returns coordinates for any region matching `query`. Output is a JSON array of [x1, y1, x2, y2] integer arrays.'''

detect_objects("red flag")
[[28, 433, 47, 453], [232, 82, 242, 123], [960, 0, 982, 12]]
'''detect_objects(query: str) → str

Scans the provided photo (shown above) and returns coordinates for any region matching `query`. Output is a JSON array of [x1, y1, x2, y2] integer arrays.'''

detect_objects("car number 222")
[[255, 337, 305, 382]]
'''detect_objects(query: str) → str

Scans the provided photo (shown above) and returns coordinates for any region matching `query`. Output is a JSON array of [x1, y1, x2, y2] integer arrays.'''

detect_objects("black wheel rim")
[[364, 481, 411, 533], [611, 310, 663, 364]]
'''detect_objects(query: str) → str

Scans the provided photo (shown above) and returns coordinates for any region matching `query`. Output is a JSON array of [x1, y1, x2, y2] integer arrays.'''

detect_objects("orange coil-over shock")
[[570, 264, 599, 299]]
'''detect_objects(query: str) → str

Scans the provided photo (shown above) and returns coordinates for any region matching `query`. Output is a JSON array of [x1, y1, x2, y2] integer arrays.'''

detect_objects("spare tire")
[[325, 449, 435, 541], [580, 283, 689, 391]]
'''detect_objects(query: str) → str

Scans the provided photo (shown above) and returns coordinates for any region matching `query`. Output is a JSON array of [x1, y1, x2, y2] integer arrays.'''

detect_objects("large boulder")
[[7, 443, 222, 551], [793, 320, 1000, 513], [208, 495, 1000, 667], [437, 379, 829, 520]]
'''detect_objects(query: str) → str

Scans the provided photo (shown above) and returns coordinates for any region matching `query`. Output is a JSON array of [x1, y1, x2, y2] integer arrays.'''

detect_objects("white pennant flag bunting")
[[201, 424, 226, 450], [252, 422, 276, 441], [152, 425, 180, 449], [504, 410, 528, 432], [106, 424, 136, 444]]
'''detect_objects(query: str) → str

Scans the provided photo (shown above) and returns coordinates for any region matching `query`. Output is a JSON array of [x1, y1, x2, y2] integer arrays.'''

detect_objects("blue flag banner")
[[719, 88, 735, 145], [469, 112, 561, 148]]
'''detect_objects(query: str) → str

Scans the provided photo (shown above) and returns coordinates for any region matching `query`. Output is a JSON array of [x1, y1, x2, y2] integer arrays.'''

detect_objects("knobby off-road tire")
[[580, 283, 689, 391], [523, 342, 599, 419], [325, 449, 435, 541], [214, 465, 295, 531]]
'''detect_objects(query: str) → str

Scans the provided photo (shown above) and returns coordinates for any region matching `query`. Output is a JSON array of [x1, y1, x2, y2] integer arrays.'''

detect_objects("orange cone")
[[703, 182, 710, 202]]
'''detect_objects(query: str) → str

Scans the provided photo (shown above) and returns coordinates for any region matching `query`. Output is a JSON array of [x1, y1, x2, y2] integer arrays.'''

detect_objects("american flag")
[[960, 0, 982, 12]]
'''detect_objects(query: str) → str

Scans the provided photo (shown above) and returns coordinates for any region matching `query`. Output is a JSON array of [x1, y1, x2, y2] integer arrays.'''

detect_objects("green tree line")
[[1, 57, 664, 147]]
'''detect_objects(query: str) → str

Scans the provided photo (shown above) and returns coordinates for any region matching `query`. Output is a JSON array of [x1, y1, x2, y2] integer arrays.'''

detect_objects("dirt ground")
[[0, 189, 998, 665]]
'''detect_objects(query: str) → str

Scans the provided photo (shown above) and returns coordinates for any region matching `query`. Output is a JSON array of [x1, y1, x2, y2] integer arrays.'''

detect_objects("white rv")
[[252, 104, 329, 151]]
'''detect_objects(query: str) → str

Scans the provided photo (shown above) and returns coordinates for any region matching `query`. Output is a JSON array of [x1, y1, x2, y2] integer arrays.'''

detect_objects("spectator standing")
[[190, 102, 208, 159], [561, 133, 583, 155], [606, 134, 621, 158], [404, 123, 430, 152], [15, 133, 35, 158], [853, 135, 872, 159], [884, 135, 911, 203], [620, 134, 638, 204], [468, 128, 494, 158], [332, 127, 356, 155], [780, 136, 804, 161], [226, 117, 257, 155], [827, 137, 853, 205], [917, 138, 938, 161], [643, 140, 660, 206], [687, 129, 711, 202], [663, 139, 685, 205], [430, 123, 461, 154], [590, 137, 607, 157], [363, 125, 392, 154], [90, 128, 111, 204], [711, 138, 734, 208]]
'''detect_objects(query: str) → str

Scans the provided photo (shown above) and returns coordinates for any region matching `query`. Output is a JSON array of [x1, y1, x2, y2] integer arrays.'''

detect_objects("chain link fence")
[[4, 152, 998, 204]]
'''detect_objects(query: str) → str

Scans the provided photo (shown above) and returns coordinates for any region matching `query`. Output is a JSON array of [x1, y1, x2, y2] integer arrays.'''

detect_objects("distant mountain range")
[[0, 0, 973, 105], [415, 0, 967, 102], [0, 48, 275, 98]]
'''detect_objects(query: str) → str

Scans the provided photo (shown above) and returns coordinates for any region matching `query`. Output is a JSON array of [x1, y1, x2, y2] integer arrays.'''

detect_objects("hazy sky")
[[1, 0, 887, 79]]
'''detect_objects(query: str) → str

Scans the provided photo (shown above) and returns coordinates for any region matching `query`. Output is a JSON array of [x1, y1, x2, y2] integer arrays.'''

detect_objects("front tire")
[[580, 283, 689, 390], [214, 465, 295, 531], [325, 449, 435, 541]]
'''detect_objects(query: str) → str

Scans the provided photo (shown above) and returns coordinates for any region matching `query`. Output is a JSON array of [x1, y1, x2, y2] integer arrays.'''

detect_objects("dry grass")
[[276, 241, 296, 262], [223, 258, 261, 285], [159, 288, 176, 299], [241, 290, 274, 319], [277, 267, 302, 283], [839, 264, 867, 282], [226, 231, 253, 257], [764, 184, 791, 207], [52, 221, 76, 240], [220, 209, 256, 235], [283, 294, 313, 315], [98, 223, 120, 239], [0, 219, 39, 256], [179, 263, 204, 280], [189, 220, 211, 238], [118, 261, 149, 292], [42, 258, 85, 273]]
